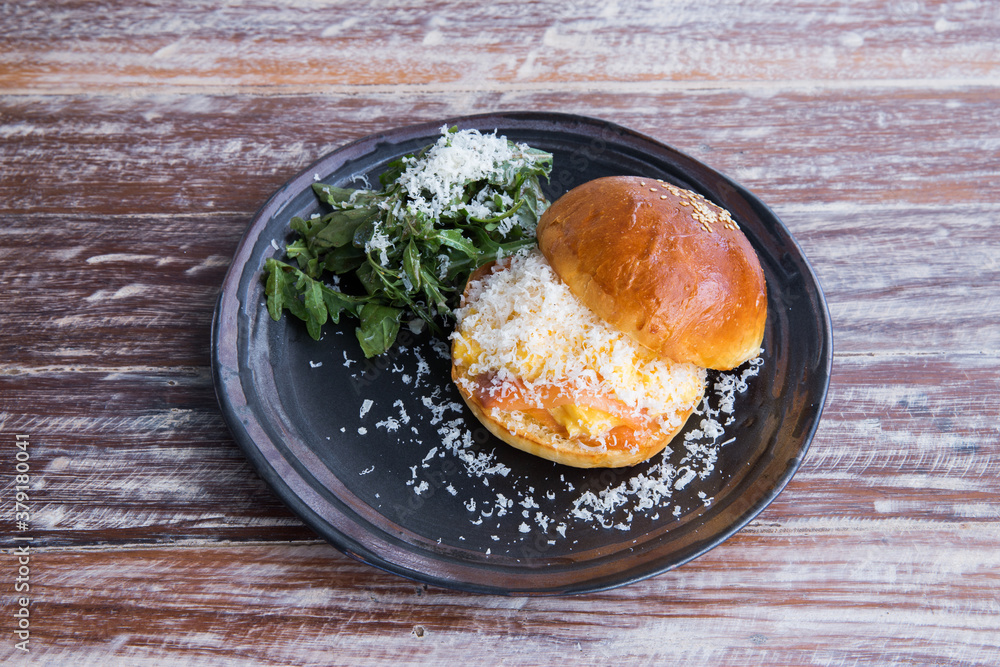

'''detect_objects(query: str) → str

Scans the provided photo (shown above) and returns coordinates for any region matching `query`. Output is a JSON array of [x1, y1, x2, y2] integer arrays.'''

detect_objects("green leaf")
[[435, 228, 479, 258], [285, 238, 311, 260], [356, 303, 402, 358], [312, 183, 357, 206], [322, 244, 366, 274], [264, 259, 285, 321], [403, 240, 422, 292], [313, 208, 377, 249], [419, 265, 449, 310], [353, 216, 379, 249], [441, 253, 475, 284], [303, 279, 328, 340], [320, 285, 364, 324], [458, 225, 502, 254], [468, 197, 523, 225], [290, 216, 312, 236], [355, 261, 380, 296], [286, 239, 326, 278], [379, 158, 409, 187]]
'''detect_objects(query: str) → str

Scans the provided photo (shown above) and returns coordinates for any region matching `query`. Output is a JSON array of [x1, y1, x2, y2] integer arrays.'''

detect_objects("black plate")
[[212, 112, 832, 596]]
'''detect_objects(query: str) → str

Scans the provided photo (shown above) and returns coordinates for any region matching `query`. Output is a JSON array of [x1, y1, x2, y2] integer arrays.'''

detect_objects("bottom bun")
[[452, 362, 698, 469]]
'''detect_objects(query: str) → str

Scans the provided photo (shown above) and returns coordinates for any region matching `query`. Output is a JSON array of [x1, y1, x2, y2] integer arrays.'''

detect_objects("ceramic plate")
[[212, 112, 832, 596]]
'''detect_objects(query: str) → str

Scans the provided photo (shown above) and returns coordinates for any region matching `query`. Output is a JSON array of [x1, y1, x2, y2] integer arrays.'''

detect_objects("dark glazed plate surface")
[[211, 112, 832, 596]]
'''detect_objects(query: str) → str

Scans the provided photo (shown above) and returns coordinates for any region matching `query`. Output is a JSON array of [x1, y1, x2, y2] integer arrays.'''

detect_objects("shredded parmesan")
[[393, 127, 528, 223], [451, 248, 706, 443]]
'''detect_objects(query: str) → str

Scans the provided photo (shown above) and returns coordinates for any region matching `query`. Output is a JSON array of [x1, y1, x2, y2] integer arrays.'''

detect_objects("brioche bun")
[[450, 254, 707, 469], [450, 176, 765, 468], [537, 175, 767, 371]]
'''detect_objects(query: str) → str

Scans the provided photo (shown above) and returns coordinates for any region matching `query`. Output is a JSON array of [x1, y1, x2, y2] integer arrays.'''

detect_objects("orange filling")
[[469, 373, 648, 451]]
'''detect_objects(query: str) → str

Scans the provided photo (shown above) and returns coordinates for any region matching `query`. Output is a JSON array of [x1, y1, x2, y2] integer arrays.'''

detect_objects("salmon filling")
[[468, 372, 653, 451]]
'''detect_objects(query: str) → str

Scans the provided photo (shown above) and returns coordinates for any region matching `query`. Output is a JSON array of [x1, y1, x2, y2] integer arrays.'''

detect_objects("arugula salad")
[[263, 127, 553, 357]]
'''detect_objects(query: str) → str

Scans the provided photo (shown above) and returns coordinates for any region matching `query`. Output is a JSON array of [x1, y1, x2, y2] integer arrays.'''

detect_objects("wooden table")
[[3, 2, 999, 664]]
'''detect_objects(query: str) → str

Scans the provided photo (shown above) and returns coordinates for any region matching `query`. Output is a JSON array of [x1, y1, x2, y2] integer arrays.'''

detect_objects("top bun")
[[536, 175, 766, 370]]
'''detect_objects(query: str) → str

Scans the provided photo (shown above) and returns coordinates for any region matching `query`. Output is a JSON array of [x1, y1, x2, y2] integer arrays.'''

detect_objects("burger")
[[449, 175, 767, 468]]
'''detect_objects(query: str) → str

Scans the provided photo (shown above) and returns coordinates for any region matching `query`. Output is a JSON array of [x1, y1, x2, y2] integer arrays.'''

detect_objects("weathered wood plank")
[[1, 351, 996, 548], [0, 365, 311, 545], [8, 524, 999, 665], [2, 87, 1000, 217], [3, 0, 999, 91], [0, 213, 243, 368], [782, 203, 1000, 356]]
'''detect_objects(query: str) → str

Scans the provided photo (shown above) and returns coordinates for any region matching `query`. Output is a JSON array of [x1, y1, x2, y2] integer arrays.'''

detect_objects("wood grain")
[[2, 0, 1000, 664], [4, 87, 1000, 217], [13, 529, 1000, 666], [3, 1, 999, 91]]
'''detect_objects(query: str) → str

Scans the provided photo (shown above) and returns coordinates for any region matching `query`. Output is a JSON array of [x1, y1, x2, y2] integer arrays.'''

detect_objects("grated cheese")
[[392, 126, 534, 226], [451, 248, 707, 443]]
